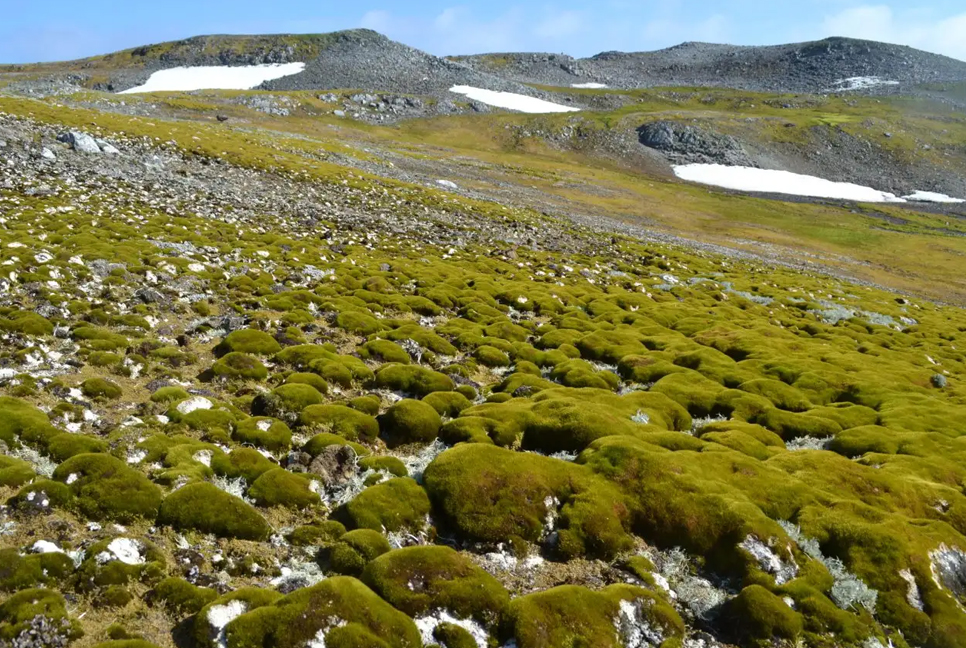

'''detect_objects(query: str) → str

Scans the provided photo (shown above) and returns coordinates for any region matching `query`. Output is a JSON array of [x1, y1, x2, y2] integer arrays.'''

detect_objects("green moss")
[[158, 481, 271, 540], [650, 371, 725, 417], [0, 396, 60, 448], [722, 585, 803, 642], [362, 546, 508, 624], [212, 447, 277, 483], [349, 394, 381, 415], [253, 383, 325, 421], [301, 405, 379, 442], [0, 311, 54, 336], [80, 378, 123, 401], [506, 584, 683, 648], [431, 624, 476, 648], [474, 345, 511, 367], [88, 351, 123, 367], [47, 433, 108, 461], [343, 478, 430, 532], [215, 329, 282, 356], [374, 364, 455, 398], [422, 392, 473, 418], [325, 530, 393, 576], [233, 417, 292, 452], [249, 468, 321, 509], [151, 577, 217, 614], [302, 433, 369, 458], [359, 339, 411, 364], [0, 588, 82, 643], [336, 311, 385, 335], [213, 352, 269, 381], [150, 386, 190, 403], [378, 399, 442, 447], [358, 456, 408, 477], [425, 444, 632, 559], [289, 520, 347, 546], [284, 372, 330, 394], [0, 549, 75, 591], [739, 379, 812, 412], [221, 577, 420, 648], [97, 585, 134, 608], [53, 453, 161, 522], [0, 456, 34, 487]]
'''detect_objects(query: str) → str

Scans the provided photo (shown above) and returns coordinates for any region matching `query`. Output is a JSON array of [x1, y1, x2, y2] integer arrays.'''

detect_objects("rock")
[[933, 374, 948, 389], [334, 110, 346, 118], [176, 396, 213, 415], [308, 444, 357, 485], [637, 120, 754, 166], [217, 114, 230, 122], [40, 147, 56, 160], [57, 131, 100, 154], [95, 139, 120, 154], [134, 287, 166, 304], [437, 179, 459, 190]]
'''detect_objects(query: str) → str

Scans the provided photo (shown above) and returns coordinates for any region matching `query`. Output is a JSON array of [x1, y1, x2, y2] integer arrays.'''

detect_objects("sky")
[[2, 1, 966, 64]]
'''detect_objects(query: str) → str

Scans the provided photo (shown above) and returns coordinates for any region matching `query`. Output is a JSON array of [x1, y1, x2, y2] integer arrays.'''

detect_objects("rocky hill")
[[454, 37, 966, 93]]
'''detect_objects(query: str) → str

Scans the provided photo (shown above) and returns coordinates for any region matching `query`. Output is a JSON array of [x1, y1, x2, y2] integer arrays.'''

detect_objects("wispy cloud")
[[822, 4, 966, 61]]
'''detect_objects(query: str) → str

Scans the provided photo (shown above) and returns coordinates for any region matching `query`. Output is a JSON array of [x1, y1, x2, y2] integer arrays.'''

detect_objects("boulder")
[[57, 131, 101, 154]]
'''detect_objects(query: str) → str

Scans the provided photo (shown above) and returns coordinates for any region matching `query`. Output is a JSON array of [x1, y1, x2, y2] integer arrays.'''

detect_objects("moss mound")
[[362, 546, 509, 624], [506, 584, 683, 648], [249, 468, 320, 509], [222, 577, 420, 648], [215, 329, 282, 356], [53, 454, 162, 522], [301, 404, 379, 442], [158, 482, 270, 540], [378, 399, 442, 448], [374, 364, 455, 397], [343, 477, 430, 532]]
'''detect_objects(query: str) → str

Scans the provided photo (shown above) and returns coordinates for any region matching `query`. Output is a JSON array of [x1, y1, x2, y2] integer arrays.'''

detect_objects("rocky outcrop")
[[638, 121, 754, 166]]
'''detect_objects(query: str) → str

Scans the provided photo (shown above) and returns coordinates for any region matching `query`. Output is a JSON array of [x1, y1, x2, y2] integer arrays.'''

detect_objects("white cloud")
[[822, 5, 966, 61], [359, 10, 393, 33], [534, 10, 585, 40]]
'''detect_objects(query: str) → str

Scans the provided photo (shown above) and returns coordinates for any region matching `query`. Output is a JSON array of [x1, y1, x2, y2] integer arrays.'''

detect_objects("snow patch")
[[207, 600, 248, 648], [571, 82, 608, 89], [903, 190, 965, 204], [177, 396, 213, 415], [31, 540, 64, 554], [831, 76, 900, 91], [120, 63, 306, 94], [414, 610, 489, 648], [97, 538, 144, 565], [674, 164, 907, 203], [449, 86, 580, 114]]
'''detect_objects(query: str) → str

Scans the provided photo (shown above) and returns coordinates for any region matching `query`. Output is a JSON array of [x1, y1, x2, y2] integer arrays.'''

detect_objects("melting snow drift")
[[119, 63, 306, 94], [571, 82, 608, 89], [449, 86, 580, 113], [832, 76, 900, 91], [675, 164, 916, 203], [903, 190, 965, 204]]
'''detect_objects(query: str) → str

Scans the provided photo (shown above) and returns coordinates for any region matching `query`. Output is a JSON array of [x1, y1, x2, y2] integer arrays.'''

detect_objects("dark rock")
[[308, 444, 357, 485]]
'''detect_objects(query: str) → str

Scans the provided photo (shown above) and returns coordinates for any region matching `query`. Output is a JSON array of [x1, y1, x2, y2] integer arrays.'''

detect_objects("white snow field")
[[902, 190, 965, 204], [571, 82, 608, 89], [119, 62, 306, 94], [831, 76, 900, 91], [673, 164, 909, 203], [449, 85, 580, 113]]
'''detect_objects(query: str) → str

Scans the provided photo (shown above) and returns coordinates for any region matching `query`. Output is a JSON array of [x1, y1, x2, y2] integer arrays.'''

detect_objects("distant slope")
[[453, 37, 966, 92], [259, 30, 544, 96]]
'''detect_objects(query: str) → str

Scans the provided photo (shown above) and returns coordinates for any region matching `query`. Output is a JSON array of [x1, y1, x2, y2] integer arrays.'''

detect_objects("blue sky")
[[3, 2, 966, 64]]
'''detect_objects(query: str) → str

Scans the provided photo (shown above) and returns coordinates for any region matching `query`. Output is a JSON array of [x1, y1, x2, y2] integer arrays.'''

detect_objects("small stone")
[[932, 374, 948, 389], [40, 147, 56, 160]]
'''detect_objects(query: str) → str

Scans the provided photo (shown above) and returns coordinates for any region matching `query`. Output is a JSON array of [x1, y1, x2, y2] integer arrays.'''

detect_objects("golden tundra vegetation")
[[0, 77, 965, 648]]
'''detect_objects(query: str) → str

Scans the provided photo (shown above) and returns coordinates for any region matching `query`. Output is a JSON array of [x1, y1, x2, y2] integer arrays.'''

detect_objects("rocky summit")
[[1, 24, 966, 648]]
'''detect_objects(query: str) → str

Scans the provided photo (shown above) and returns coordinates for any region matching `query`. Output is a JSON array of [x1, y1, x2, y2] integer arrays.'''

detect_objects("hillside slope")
[[454, 37, 966, 93]]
